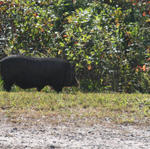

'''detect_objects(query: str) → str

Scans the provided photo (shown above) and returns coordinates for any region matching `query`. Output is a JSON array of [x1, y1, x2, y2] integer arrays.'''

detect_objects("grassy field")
[[0, 91, 150, 125]]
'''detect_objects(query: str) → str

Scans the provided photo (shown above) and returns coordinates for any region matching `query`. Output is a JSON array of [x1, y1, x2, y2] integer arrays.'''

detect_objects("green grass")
[[0, 91, 150, 125]]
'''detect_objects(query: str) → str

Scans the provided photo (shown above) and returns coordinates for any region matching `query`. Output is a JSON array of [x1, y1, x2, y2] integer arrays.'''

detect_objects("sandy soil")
[[0, 115, 150, 149]]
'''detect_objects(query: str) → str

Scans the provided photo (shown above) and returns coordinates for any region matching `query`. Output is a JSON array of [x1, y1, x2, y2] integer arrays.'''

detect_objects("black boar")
[[0, 55, 79, 92]]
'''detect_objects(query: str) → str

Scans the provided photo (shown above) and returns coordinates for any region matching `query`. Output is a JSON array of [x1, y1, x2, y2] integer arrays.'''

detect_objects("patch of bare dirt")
[[0, 113, 150, 149]]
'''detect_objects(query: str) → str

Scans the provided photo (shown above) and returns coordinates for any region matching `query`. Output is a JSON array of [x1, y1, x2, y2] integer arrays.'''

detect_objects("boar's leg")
[[3, 80, 13, 92], [37, 86, 44, 92], [53, 86, 62, 93], [55, 88, 62, 93]]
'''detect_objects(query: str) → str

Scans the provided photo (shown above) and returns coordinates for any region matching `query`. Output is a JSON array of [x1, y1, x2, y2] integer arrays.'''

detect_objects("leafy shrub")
[[0, 0, 149, 92]]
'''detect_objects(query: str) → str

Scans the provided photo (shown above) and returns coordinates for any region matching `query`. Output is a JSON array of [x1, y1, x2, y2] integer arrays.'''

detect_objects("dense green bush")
[[0, 0, 149, 92]]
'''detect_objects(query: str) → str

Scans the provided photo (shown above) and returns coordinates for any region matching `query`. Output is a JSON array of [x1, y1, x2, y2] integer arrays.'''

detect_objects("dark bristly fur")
[[0, 55, 79, 92]]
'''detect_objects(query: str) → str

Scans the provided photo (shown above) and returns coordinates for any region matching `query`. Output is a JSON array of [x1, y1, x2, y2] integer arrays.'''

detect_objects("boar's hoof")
[[37, 86, 44, 92], [53, 87, 62, 93], [3, 82, 12, 92]]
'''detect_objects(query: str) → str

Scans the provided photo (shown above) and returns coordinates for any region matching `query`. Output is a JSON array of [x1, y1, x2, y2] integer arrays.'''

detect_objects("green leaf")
[[60, 42, 65, 47], [78, 27, 82, 33]]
